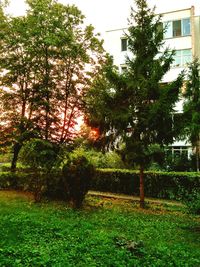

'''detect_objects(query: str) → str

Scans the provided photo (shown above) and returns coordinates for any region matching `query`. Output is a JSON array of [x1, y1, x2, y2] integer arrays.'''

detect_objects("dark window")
[[173, 20, 181, 37], [121, 38, 127, 51], [121, 66, 127, 73]]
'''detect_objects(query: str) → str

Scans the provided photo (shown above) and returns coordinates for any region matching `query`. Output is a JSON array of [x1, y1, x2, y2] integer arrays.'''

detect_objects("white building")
[[103, 6, 200, 158]]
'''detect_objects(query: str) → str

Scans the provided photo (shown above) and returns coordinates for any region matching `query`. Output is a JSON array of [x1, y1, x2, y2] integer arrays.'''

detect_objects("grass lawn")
[[0, 191, 200, 267]]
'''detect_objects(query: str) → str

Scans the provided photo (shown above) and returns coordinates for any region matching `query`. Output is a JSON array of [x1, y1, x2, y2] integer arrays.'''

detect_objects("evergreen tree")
[[183, 59, 200, 172], [86, 0, 184, 207]]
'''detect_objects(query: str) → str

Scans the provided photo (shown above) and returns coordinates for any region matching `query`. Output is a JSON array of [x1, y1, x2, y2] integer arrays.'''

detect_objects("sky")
[[6, 0, 200, 37]]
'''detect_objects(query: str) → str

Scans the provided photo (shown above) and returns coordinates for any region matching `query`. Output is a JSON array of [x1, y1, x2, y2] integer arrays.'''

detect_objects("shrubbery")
[[163, 153, 193, 172], [20, 139, 58, 202], [1, 168, 200, 213], [91, 169, 200, 200], [69, 148, 126, 169], [62, 155, 95, 208], [181, 189, 200, 214]]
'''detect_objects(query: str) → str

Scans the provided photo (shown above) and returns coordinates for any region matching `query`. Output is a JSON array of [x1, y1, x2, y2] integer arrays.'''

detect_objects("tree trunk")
[[139, 165, 145, 208], [11, 143, 22, 172], [196, 146, 199, 172], [196, 136, 200, 172]]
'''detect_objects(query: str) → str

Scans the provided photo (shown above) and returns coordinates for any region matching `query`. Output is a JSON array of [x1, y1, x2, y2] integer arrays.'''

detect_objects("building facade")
[[103, 6, 200, 158]]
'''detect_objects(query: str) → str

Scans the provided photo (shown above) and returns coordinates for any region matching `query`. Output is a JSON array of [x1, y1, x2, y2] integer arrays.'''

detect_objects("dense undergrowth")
[[0, 191, 199, 267]]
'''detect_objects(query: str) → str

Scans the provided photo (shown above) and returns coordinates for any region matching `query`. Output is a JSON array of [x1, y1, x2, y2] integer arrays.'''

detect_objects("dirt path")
[[88, 190, 184, 207]]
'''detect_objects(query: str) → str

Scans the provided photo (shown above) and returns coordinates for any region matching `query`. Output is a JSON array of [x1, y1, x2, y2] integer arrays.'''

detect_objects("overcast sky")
[[6, 0, 200, 36]]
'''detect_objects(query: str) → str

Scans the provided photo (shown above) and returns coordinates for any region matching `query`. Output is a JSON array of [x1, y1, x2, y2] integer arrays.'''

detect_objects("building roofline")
[[106, 27, 127, 33], [157, 6, 193, 16]]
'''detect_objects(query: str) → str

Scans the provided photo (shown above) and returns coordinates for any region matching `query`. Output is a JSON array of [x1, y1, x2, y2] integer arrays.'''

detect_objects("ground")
[[0, 190, 200, 267]]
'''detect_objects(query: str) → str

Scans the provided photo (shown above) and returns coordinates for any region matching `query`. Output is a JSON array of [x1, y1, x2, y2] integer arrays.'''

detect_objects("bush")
[[181, 189, 200, 214], [20, 139, 58, 202], [0, 171, 65, 201], [70, 148, 126, 169], [0, 171, 36, 191], [163, 153, 193, 172], [62, 155, 95, 208], [20, 139, 58, 170]]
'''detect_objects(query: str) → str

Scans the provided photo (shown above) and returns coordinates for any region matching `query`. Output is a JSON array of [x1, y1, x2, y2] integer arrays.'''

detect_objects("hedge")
[[0, 169, 200, 201], [0, 171, 65, 200], [92, 169, 200, 200]]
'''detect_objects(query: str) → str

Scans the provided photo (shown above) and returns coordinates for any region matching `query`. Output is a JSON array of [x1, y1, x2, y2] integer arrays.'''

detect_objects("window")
[[164, 21, 172, 38], [121, 65, 127, 73], [172, 50, 182, 67], [165, 146, 190, 160], [172, 49, 192, 67], [172, 147, 190, 159], [182, 49, 192, 65], [121, 38, 127, 51], [163, 18, 191, 39], [182, 18, 191, 36], [173, 20, 181, 37]]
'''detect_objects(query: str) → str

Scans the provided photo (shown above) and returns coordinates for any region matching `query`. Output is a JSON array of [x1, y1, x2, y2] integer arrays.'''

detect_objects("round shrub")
[[62, 155, 95, 208]]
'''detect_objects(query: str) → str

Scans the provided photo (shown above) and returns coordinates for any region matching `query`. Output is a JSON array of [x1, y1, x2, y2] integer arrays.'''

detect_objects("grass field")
[[0, 191, 200, 267]]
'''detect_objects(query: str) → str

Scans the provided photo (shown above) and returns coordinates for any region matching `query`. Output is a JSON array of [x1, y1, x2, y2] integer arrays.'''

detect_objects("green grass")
[[0, 191, 200, 267]]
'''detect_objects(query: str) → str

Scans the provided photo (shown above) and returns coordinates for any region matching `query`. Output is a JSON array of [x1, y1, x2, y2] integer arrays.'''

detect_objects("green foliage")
[[20, 139, 58, 201], [0, 152, 11, 164], [20, 139, 58, 170], [62, 155, 95, 208], [0, 0, 105, 170], [163, 153, 193, 172], [0, 191, 199, 266], [0, 171, 34, 191], [91, 169, 200, 199], [183, 59, 200, 171], [70, 147, 126, 169], [86, 0, 183, 163], [1, 168, 200, 202], [85, 0, 184, 207], [182, 189, 200, 215], [0, 170, 65, 201], [121, 0, 183, 167]]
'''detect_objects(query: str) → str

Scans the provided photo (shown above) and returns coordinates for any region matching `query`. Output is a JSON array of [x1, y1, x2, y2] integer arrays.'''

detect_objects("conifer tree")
[[183, 59, 200, 172], [86, 0, 183, 207]]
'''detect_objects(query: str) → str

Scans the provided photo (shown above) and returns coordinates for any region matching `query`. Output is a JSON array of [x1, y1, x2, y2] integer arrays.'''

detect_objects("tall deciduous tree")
[[0, 8, 36, 170], [0, 0, 105, 170], [86, 0, 183, 207], [183, 59, 200, 172]]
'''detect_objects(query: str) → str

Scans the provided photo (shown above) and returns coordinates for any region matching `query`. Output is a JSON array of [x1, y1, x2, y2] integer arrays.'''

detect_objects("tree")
[[85, 0, 183, 207], [0, 8, 37, 171], [0, 0, 105, 171], [183, 59, 200, 172]]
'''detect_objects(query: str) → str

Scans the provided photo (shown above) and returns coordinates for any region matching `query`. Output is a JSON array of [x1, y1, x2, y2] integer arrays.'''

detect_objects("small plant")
[[62, 155, 95, 208], [114, 236, 145, 256]]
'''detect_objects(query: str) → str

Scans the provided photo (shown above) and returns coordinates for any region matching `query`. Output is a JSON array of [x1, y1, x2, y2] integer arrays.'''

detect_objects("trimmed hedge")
[[0, 169, 200, 201], [91, 169, 200, 200], [0, 172, 29, 190], [0, 171, 65, 200]]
